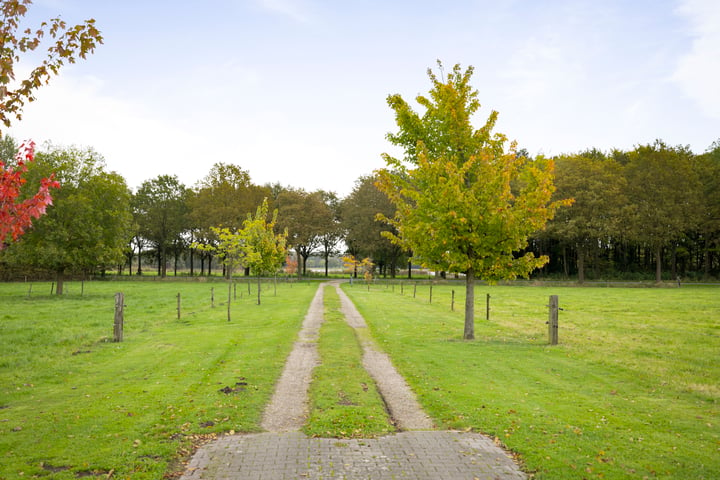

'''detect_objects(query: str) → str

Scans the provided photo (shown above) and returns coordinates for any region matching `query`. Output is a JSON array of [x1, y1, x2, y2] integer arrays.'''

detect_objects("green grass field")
[[2, 278, 718, 479], [0, 279, 318, 479], [342, 281, 720, 479]]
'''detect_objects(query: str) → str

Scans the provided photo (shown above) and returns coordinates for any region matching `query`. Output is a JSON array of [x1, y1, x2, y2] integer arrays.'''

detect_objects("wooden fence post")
[[486, 293, 491, 321], [227, 282, 232, 322], [114, 293, 124, 342], [177, 293, 181, 320], [451, 290, 455, 311], [211, 287, 215, 308], [547, 295, 559, 345], [413, 282, 417, 298], [429, 283, 433, 304]]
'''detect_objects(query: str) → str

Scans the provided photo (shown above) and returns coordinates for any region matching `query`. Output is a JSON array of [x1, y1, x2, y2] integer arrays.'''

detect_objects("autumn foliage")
[[0, 139, 59, 248]]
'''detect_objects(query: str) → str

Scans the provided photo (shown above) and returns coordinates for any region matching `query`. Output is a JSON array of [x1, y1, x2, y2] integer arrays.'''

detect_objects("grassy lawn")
[[303, 286, 394, 438], [342, 282, 720, 479], [0, 279, 318, 479]]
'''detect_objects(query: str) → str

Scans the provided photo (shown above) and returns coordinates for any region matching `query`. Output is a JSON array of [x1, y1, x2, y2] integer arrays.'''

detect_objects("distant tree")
[[624, 140, 702, 282], [276, 188, 331, 277], [0, 135, 17, 161], [693, 140, 720, 277], [241, 199, 288, 304], [3, 144, 131, 292], [1, 0, 103, 130], [342, 254, 374, 283], [341, 174, 403, 277], [317, 190, 342, 276], [188, 163, 268, 275], [377, 62, 569, 339], [545, 151, 627, 282], [193, 198, 287, 304], [189, 163, 268, 229], [133, 175, 189, 278]]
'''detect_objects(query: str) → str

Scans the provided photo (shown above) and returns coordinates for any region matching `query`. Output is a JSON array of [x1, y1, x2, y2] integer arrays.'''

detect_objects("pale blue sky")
[[8, 0, 720, 195]]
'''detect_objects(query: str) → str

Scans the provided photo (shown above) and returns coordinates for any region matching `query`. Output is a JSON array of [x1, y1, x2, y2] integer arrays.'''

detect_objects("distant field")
[[0, 279, 318, 479], [342, 282, 720, 480]]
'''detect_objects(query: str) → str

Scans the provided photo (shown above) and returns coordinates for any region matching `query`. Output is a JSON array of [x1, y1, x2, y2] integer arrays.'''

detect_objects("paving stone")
[[181, 431, 525, 480]]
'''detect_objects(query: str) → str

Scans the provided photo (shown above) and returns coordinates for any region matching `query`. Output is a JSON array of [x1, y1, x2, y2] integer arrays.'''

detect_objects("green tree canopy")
[[276, 188, 334, 277], [624, 140, 702, 282], [3, 144, 131, 292], [545, 150, 628, 282], [377, 62, 569, 339], [133, 175, 189, 278], [341, 174, 404, 277], [193, 198, 287, 304]]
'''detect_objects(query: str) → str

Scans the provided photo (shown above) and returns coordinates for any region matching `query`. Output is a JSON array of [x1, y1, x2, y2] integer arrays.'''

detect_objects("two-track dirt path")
[[180, 282, 526, 479]]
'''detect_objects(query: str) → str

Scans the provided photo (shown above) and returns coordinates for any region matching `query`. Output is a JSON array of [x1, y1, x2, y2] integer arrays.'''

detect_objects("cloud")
[[254, 0, 314, 23], [673, 0, 720, 118], [6, 71, 207, 190]]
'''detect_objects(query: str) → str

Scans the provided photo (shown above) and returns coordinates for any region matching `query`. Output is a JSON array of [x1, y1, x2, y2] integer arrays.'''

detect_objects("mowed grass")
[[342, 282, 720, 479], [0, 279, 318, 479], [303, 286, 394, 438]]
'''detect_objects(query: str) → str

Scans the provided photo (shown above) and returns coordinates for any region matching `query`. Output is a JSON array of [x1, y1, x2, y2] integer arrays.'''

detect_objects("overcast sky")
[[7, 0, 720, 196]]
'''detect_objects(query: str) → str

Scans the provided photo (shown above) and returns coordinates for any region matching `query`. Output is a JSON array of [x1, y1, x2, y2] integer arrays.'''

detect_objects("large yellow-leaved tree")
[[376, 62, 571, 339]]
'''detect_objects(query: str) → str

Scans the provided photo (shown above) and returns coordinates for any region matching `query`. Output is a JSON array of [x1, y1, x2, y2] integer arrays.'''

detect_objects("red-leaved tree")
[[0, 139, 59, 248]]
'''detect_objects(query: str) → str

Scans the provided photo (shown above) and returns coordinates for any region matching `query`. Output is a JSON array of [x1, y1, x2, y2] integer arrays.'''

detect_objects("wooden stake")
[[113, 293, 124, 342], [227, 282, 232, 322], [548, 295, 559, 345]]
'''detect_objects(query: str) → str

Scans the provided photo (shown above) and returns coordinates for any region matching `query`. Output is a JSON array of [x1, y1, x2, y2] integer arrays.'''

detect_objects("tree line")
[[1, 133, 718, 289], [531, 139, 720, 283]]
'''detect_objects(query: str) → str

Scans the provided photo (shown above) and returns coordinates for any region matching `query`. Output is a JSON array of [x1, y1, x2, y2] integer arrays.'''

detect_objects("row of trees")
[[4, 1, 714, 341], [3, 132, 718, 290], [532, 140, 720, 283]]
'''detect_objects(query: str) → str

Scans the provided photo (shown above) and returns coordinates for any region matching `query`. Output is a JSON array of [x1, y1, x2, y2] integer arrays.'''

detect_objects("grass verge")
[[0, 279, 317, 479], [303, 286, 394, 438], [342, 282, 720, 479]]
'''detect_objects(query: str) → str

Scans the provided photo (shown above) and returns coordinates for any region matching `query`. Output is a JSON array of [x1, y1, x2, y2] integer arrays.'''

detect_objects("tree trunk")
[[257, 275, 261, 305], [302, 254, 309, 276], [127, 250, 134, 276], [408, 259, 412, 279], [464, 267, 475, 340], [324, 253, 329, 277], [655, 245, 662, 283], [577, 245, 585, 284], [137, 245, 143, 275], [189, 247, 194, 276], [55, 270, 65, 296], [671, 244, 677, 279]]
